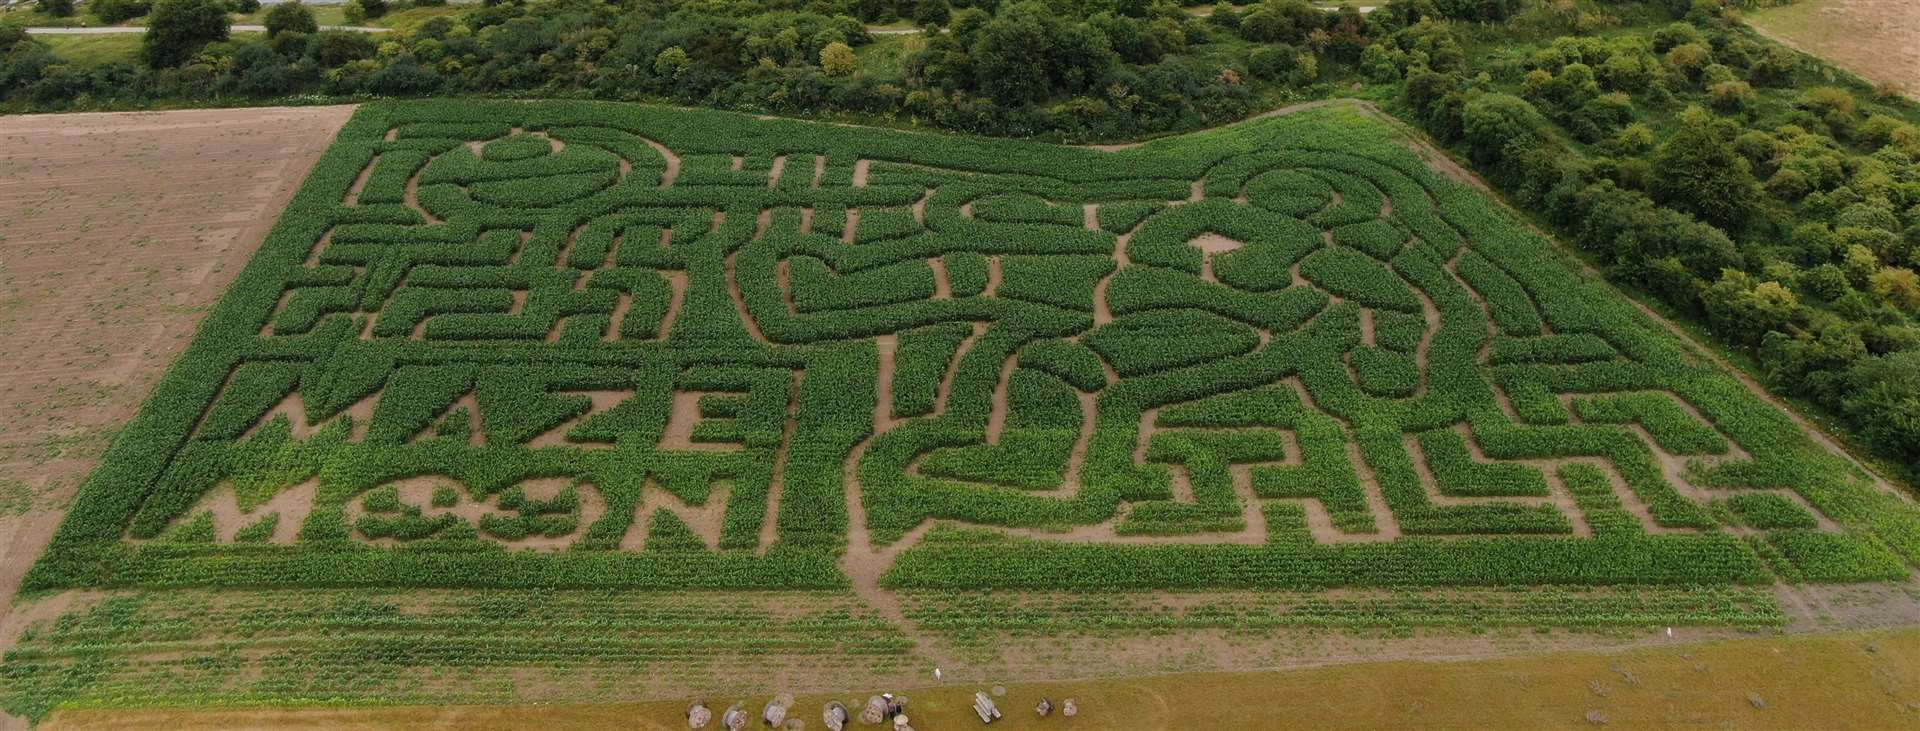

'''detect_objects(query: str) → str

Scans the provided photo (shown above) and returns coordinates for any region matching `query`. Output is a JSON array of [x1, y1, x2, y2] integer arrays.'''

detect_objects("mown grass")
[[41, 626, 1920, 730]]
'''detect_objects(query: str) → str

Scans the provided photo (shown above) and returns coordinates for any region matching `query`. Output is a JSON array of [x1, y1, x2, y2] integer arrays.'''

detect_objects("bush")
[[1650, 107, 1758, 230], [820, 41, 854, 76], [263, 0, 317, 37], [142, 0, 230, 68], [90, 0, 152, 23]]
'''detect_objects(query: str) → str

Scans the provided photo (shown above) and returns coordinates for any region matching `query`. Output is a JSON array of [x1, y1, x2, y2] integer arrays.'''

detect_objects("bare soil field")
[[1748, 0, 1920, 97], [46, 626, 1920, 730], [0, 105, 355, 623]]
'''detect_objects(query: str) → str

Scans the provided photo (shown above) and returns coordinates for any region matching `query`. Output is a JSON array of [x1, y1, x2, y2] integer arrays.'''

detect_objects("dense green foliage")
[[8, 0, 1913, 487], [140, 0, 231, 68], [1388, 0, 1920, 473], [22, 99, 1915, 599]]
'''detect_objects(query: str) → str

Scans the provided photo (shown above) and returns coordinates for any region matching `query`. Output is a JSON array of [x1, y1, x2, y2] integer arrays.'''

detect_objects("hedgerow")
[[20, 99, 1915, 601]]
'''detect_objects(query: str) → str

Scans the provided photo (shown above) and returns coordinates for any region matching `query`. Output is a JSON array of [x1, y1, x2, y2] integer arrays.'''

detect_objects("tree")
[[654, 46, 690, 80], [228, 0, 260, 13], [89, 0, 151, 23], [1842, 351, 1920, 462], [1701, 269, 1801, 344], [1460, 93, 1545, 165], [1650, 107, 1758, 230], [39, 0, 76, 18], [264, 0, 318, 37], [142, 0, 229, 68], [971, 3, 1116, 106], [820, 41, 855, 76], [912, 0, 949, 28], [1870, 267, 1920, 312]]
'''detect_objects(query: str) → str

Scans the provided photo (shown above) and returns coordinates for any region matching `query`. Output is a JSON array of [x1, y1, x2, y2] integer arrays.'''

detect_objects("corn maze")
[[24, 99, 1919, 599]]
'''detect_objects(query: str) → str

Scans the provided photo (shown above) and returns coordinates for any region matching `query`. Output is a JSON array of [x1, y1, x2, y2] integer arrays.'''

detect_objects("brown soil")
[[723, 249, 771, 343], [1187, 233, 1243, 283], [0, 105, 354, 625], [656, 271, 688, 340], [410, 391, 483, 447], [1749, 0, 1920, 98], [525, 390, 629, 449], [755, 372, 803, 554], [344, 476, 609, 550], [618, 480, 730, 551], [840, 207, 862, 244], [764, 154, 787, 188], [659, 391, 746, 451], [638, 137, 682, 187], [154, 479, 318, 545]]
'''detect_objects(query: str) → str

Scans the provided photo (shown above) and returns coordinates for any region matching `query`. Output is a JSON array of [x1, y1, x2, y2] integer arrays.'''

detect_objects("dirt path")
[[836, 335, 962, 678], [22, 24, 391, 34]]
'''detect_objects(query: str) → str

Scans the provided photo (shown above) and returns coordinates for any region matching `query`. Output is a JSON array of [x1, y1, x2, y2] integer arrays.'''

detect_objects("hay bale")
[[1035, 697, 1054, 717], [861, 696, 887, 725], [723, 703, 749, 731], [822, 701, 849, 731], [765, 692, 795, 726], [1062, 698, 1077, 717], [688, 701, 713, 729]]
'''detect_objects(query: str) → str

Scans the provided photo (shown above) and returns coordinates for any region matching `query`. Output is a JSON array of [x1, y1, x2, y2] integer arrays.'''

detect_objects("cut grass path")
[[43, 627, 1920, 730]]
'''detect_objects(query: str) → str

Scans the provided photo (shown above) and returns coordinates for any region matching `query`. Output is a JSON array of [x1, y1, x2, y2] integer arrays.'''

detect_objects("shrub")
[[142, 0, 230, 68], [264, 0, 317, 37], [821, 41, 855, 76], [90, 0, 152, 23]]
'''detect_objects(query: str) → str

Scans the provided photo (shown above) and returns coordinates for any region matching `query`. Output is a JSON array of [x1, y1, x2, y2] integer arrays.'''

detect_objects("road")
[[867, 5, 1375, 33], [22, 23, 390, 34]]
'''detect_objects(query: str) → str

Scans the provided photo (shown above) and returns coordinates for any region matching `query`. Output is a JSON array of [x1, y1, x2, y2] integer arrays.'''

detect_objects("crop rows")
[[0, 589, 910, 720], [21, 99, 1918, 598]]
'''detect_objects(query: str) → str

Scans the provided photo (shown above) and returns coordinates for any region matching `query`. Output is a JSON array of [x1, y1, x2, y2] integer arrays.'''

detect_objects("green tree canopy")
[[264, 0, 319, 37], [142, 0, 230, 68], [1650, 107, 1760, 230]]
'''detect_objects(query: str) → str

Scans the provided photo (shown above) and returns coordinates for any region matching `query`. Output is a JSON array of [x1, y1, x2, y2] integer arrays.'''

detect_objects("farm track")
[[21, 24, 391, 34], [44, 625, 1920, 730]]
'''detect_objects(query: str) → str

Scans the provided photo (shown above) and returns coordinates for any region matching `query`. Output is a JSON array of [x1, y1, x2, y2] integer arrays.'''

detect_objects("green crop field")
[[7, 97, 1919, 716]]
